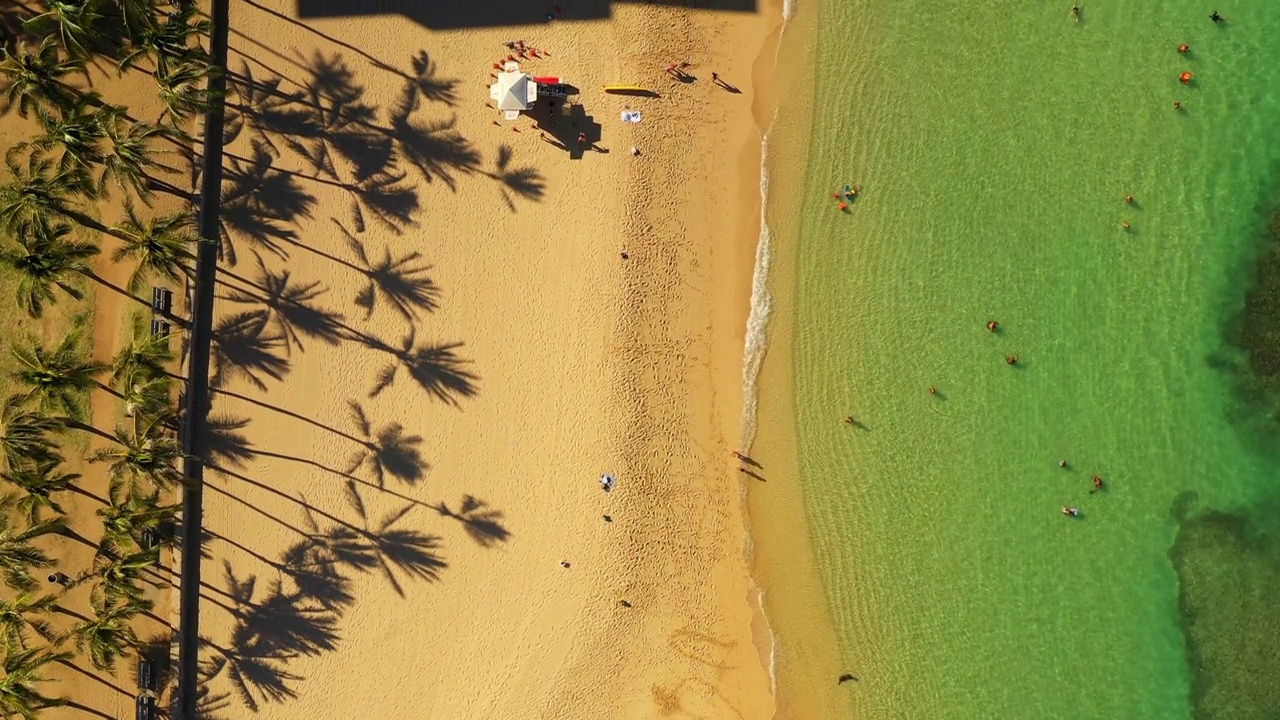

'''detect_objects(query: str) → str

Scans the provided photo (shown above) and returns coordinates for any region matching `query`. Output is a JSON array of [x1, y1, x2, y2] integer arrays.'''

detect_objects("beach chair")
[[137, 658, 155, 691]]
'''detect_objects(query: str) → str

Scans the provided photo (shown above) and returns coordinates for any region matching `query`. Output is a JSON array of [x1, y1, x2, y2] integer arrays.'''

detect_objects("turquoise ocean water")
[[785, 1, 1280, 717]]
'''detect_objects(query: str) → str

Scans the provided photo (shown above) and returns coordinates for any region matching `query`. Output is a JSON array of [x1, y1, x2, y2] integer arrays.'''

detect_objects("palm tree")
[[111, 201, 195, 293], [10, 330, 105, 423], [81, 546, 159, 605], [22, 92, 114, 179], [1, 458, 80, 524], [0, 643, 70, 718], [88, 422, 183, 499], [110, 320, 175, 390], [97, 486, 175, 557], [23, 0, 105, 59], [155, 59, 218, 130], [0, 594, 56, 649], [117, 1, 210, 75], [0, 153, 93, 233], [0, 37, 83, 118], [98, 116, 180, 204], [0, 398, 63, 474], [121, 376, 174, 425], [0, 218, 98, 318], [68, 597, 143, 672], [0, 513, 59, 593]]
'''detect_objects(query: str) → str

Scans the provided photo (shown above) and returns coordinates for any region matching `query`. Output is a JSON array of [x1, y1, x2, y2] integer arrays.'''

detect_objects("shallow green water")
[[787, 1, 1280, 717]]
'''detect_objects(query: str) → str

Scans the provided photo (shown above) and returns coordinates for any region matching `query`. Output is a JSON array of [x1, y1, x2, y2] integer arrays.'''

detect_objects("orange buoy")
[[1180, 71, 1193, 84], [838, 202, 848, 211]]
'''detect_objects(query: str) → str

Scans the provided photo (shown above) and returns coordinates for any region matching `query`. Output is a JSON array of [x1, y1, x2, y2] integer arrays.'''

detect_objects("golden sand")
[[187, 1, 808, 717]]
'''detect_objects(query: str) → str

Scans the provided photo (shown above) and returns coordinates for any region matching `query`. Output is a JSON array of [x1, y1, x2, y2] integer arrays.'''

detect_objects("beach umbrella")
[[489, 61, 538, 121]]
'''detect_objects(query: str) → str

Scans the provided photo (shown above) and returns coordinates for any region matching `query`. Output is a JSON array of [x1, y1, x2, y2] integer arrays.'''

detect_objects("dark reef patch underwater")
[[1169, 491, 1280, 720], [1177, 184, 1280, 720]]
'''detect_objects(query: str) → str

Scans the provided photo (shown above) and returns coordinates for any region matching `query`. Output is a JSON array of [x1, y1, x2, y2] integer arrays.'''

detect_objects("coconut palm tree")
[[0, 643, 69, 718], [111, 200, 195, 293], [0, 37, 83, 118], [68, 596, 143, 672], [81, 546, 159, 605], [10, 330, 105, 423], [97, 486, 174, 557], [110, 320, 175, 390], [1, 457, 80, 524], [23, 0, 106, 60], [98, 116, 180, 204], [0, 398, 63, 474], [21, 92, 115, 179], [0, 218, 98, 318], [88, 422, 183, 499], [117, 1, 209, 75], [155, 59, 218, 130], [0, 513, 59, 593], [0, 153, 94, 234], [0, 594, 56, 649]]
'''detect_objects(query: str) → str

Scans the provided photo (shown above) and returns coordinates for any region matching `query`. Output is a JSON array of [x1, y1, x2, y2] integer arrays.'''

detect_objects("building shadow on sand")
[[296, 0, 758, 29], [524, 97, 603, 161]]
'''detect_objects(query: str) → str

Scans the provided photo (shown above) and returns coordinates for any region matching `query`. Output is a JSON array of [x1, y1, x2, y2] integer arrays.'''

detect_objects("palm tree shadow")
[[388, 83, 480, 189], [210, 309, 291, 390], [332, 219, 440, 320], [490, 144, 546, 208], [309, 480, 448, 595], [433, 495, 511, 547], [205, 414, 256, 469], [343, 401, 428, 487], [222, 255, 348, 353], [367, 330, 478, 406], [409, 50, 459, 105]]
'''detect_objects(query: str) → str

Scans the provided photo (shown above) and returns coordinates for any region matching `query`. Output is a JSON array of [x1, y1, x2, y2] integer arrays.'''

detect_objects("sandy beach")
[[192, 1, 789, 717]]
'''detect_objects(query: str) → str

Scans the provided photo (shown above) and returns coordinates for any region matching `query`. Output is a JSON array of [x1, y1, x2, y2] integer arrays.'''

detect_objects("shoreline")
[[739, 0, 853, 715]]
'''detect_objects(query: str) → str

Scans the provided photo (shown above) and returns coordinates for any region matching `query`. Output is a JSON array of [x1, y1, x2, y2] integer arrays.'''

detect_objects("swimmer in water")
[[1178, 44, 1190, 54], [1210, 11, 1223, 23], [1174, 101, 1183, 110], [1092, 475, 1104, 491], [844, 416, 855, 425], [1125, 194, 1134, 205], [1071, 4, 1080, 21], [1122, 221, 1131, 230], [1006, 355, 1019, 366], [928, 386, 937, 396], [987, 320, 999, 332], [1059, 459, 1068, 469]]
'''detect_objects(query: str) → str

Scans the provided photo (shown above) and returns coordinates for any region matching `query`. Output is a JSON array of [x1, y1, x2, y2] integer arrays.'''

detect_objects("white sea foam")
[[739, 133, 774, 452]]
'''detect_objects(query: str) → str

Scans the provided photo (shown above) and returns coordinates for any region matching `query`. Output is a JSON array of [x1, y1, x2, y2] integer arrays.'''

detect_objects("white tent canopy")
[[490, 61, 538, 120]]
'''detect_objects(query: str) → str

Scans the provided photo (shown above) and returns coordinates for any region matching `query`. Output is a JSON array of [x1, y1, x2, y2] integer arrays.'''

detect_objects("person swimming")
[[987, 320, 999, 332], [1006, 355, 1019, 365], [1071, 3, 1080, 21], [1125, 194, 1134, 204], [1092, 475, 1103, 491], [1062, 506, 1080, 517], [1059, 459, 1068, 469], [928, 386, 937, 395], [1210, 11, 1223, 23]]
